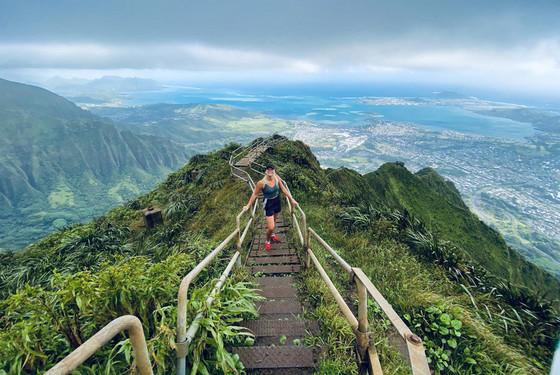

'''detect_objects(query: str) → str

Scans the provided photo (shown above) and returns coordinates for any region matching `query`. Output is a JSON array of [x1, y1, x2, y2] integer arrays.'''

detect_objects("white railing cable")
[[180, 251, 241, 361], [308, 228, 352, 274], [292, 212, 430, 374]]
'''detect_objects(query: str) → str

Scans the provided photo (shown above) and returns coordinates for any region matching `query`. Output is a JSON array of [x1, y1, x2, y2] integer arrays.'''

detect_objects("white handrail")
[[296, 217, 430, 374], [45, 315, 153, 375], [176, 203, 257, 375]]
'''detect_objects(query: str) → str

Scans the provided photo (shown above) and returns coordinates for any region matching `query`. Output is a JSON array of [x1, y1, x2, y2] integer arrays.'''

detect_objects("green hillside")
[[0, 78, 190, 251], [0, 137, 558, 374], [90, 102, 293, 149], [364, 163, 557, 299]]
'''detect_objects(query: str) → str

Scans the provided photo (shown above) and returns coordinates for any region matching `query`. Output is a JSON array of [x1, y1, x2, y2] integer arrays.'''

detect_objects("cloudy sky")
[[1, 0, 559, 96]]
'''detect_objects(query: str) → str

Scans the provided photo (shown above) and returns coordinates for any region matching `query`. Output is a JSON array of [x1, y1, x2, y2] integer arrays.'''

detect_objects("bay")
[[122, 85, 535, 141]]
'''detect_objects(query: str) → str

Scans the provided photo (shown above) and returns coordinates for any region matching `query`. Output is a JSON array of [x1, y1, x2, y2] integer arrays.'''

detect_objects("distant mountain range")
[[0, 78, 189, 251], [43, 75, 162, 93], [40, 75, 163, 105]]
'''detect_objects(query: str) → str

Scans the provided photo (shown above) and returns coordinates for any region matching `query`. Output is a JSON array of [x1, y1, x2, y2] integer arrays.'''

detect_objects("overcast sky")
[[1, 0, 559, 96]]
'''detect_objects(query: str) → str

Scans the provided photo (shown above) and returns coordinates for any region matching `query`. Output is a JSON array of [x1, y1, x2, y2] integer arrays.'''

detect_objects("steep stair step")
[[251, 243, 292, 251], [253, 233, 288, 246], [250, 264, 301, 275], [235, 212, 317, 373], [258, 284, 298, 299], [249, 238, 288, 247], [253, 335, 307, 347], [249, 256, 299, 265], [251, 233, 287, 241], [232, 346, 318, 369], [240, 320, 306, 337], [252, 234, 288, 243], [255, 276, 295, 287], [250, 248, 296, 257], [255, 300, 303, 315]]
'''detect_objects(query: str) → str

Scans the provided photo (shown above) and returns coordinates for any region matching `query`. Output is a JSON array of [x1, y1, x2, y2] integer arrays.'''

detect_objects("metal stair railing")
[[285, 197, 431, 375], [45, 315, 153, 375], [175, 199, 259, 375], [230, 143, 260, 190], [230, 137, 285, 185]]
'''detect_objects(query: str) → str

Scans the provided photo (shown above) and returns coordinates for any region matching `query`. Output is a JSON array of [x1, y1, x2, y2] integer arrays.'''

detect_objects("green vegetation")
[[323, 162, 560, 300], [0, 142, 260, 374], [0, 78, 190, 251], [0, 136, 558, 374]]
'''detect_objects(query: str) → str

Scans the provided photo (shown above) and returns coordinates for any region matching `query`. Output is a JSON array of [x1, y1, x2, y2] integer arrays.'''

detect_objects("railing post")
[[306, 228, 311, 269], [356, 277, 369, 335], [356, 277, 370, 374], [290, 197, 294, 217], [236, 213, 241, 250], [302, 207, 308, 252], [176, 229, 240, 375]]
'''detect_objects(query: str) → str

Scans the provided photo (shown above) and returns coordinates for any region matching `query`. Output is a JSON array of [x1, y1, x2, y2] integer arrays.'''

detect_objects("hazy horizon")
[[1, 0, 559, 103]]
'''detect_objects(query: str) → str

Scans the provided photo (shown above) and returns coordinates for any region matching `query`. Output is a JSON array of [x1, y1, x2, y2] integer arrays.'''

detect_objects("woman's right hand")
[[243, 204, 250, 212]]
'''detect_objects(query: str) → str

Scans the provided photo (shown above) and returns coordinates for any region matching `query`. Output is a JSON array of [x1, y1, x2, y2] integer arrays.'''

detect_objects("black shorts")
[[263, 196, 281, 217]]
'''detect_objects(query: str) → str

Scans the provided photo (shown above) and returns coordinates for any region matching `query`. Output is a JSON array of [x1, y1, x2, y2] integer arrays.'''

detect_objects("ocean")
[[122, 84, 535, 141]]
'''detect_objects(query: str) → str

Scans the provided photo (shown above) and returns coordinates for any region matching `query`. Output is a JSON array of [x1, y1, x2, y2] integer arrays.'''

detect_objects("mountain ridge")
[[0, 78, 190, 251], [0, 137, 557, 373], [363, 162, 557, 298]]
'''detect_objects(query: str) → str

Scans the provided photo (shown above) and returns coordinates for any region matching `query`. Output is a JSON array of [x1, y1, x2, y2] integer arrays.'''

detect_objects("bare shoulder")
[[276, 175, 286, 188]]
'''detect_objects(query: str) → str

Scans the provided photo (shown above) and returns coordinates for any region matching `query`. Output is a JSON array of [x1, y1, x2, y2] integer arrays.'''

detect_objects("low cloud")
[[0, 42, 321, 73], [1, 38, 559, 96], [1, 0, 559, 96]]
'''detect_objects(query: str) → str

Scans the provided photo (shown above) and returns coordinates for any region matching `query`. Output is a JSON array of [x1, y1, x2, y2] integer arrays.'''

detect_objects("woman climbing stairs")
[[231, 212, 321, 374]]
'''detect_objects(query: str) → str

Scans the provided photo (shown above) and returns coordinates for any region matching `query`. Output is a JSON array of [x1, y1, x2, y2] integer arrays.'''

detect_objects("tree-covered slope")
[[0, 78, 190, 251], [326, 161, 560, 300], [0, 137, 557, 374]]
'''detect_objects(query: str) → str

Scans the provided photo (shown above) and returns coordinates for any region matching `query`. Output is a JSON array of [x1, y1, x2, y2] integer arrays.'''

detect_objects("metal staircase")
[[229, 137, 430, 375], [231, 212, 320, 373]]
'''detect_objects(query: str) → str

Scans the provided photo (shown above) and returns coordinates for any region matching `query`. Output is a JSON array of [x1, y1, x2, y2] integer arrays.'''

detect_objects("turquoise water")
[[123, 85, 535, 141], [363, 105, 534, 139]]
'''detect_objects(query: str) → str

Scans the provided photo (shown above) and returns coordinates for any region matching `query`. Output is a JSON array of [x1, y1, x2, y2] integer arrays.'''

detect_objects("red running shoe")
[[270, 235, 281, 243], [265, 242, 272, 251]]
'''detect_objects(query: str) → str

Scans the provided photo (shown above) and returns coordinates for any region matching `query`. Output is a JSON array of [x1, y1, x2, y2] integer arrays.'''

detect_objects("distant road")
[[470, 188, 492, 223], [505, 212, 522, 239]]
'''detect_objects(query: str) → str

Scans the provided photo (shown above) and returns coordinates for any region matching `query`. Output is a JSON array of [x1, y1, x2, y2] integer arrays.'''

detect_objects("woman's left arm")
[[277, 176, 298, 206]]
